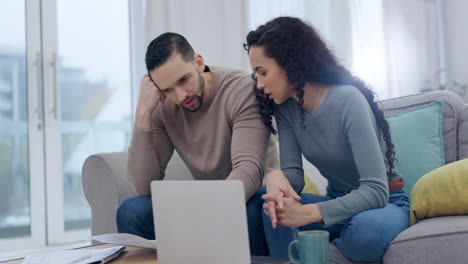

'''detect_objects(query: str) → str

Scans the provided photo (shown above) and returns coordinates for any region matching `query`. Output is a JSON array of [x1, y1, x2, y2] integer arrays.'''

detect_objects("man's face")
[[149, 54, 205, 112]]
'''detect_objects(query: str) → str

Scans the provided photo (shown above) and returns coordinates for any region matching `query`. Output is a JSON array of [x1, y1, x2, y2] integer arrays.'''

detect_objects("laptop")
[[151, 180, 289, 264]]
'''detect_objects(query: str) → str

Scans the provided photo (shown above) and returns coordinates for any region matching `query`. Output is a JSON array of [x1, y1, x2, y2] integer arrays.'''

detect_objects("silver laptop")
[[151, 180, 289, 264]]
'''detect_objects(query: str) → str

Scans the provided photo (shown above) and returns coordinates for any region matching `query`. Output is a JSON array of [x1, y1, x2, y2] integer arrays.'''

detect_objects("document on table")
[[91, 233, 157, 249], [21, 245, 126, 264]]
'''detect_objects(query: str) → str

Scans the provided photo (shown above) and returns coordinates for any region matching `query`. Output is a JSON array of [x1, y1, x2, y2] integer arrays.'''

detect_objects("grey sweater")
[[276, 85, 389, 227], [128, 66, 270, 200]]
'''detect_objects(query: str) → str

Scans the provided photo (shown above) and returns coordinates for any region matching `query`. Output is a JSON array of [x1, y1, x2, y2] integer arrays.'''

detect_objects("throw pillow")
[[386, 101, 445, 194], [302, 174, 320, 195], [410, 159, 468, 225]]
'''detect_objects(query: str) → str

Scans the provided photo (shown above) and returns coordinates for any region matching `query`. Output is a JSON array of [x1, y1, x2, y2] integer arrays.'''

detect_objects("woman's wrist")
[[304, 204, 323, 223]]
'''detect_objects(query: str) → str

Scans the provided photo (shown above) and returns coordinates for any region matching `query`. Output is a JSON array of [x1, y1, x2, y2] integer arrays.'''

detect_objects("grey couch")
[[82, 90, 468, 264]]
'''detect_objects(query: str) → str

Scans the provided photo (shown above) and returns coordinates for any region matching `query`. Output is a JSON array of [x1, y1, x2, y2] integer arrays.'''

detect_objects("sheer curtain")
[[383, 0, 441, 99], [144, 0, 250, 71], [349, 0, 388, 99], [137, 0, 443, 101], [350, 0, 442, 100], [142, 0, 354, 72], [248, 0, 353, 68]]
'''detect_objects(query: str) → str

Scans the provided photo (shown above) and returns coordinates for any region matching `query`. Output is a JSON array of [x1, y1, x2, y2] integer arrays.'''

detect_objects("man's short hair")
[[145, 32, 196, 72]]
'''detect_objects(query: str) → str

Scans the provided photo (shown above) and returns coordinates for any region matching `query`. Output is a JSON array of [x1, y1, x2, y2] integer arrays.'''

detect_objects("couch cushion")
[[380, 91, 465, 165], [383, 215, 468, 264], [459, 107, 468, 159], [410, 159, 468, 225], [303, 173, 320, 195], [329, 242, 381, 264], [386, 102, 445, 194]]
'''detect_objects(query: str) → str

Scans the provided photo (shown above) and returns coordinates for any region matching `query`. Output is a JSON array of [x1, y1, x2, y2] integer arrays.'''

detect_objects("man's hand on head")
[[135, 74, 165, 130]]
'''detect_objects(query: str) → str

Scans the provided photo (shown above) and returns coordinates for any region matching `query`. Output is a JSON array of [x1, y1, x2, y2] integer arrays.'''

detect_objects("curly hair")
[[244, 16, 396, 176]]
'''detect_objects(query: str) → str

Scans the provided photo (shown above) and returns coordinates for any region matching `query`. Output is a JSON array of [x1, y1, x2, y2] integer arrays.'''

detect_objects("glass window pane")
[[56, 0, 132, 231], [0, 1, 31, 239]]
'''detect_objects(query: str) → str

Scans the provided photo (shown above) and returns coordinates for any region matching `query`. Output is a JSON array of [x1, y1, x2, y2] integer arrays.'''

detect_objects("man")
[[116, 32, 275, 256]]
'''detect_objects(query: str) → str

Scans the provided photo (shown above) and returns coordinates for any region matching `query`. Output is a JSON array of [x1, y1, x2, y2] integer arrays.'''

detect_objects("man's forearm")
[[227, 159, 265, 201], [134, 107, 153, 131], [127, 129, 164, 195]]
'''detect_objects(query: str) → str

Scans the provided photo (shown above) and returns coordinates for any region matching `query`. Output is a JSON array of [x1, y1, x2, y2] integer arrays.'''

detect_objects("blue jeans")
[[116, 186, 269, 256], [263, 187, 410, 262]]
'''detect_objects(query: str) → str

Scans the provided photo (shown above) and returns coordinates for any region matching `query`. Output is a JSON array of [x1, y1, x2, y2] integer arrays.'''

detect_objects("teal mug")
[[288, 230, 329, 264]]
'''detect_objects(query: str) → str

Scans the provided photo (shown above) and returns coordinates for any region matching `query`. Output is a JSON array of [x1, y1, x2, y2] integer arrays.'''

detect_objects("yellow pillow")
[[302, 174, 320, 195], [410, 158, 468, 225]]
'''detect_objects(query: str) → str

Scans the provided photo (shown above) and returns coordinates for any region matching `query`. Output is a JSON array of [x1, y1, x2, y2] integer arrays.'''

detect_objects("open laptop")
[[151, 180, 289, 264]]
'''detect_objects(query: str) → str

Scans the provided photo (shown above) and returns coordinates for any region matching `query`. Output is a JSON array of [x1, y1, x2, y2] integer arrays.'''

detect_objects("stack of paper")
[[22, 245, 126, 264], [91, 233, 157, 249]]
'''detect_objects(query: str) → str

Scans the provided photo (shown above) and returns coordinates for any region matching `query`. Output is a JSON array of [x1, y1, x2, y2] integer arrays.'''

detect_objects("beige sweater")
[[128, 66, 271, 200]]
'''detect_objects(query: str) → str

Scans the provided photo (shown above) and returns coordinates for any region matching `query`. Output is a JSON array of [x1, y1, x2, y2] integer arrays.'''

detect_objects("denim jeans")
[[116, 186, 269, 256], [263, 187, 410, 262]]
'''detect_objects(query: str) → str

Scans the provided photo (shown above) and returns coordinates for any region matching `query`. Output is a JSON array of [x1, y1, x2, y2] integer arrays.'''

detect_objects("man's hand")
[[263, 197, 322, 228], [135, 74, 165, 130], [261, 170, 301, 228]]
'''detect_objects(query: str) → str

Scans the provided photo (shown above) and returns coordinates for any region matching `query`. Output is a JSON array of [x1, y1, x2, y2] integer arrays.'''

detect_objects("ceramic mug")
[[288, 230, 329, 264]]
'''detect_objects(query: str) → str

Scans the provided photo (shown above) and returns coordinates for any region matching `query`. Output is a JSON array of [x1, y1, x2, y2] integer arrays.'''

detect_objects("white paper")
[[22, 245, 125, 264], [91, 233, 157, 249]]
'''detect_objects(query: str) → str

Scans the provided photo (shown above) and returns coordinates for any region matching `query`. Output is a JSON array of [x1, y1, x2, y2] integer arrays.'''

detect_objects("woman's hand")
[[261, 170, 301, 228], [263, 197, 323, 228], [388, 177, 405, 192]]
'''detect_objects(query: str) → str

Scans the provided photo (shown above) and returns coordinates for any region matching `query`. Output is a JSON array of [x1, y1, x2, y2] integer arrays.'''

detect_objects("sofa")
[[82, 90, 468, 264]]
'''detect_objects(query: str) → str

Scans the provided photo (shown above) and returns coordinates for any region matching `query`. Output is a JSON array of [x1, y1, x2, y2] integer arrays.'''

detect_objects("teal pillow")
[[387, 101, 445, 194]]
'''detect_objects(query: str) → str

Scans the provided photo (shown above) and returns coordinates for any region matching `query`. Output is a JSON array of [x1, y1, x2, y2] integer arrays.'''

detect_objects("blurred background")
[[0, 0, 466, 260]]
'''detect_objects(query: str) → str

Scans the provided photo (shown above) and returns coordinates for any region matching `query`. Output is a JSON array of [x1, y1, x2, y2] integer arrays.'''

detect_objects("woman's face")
[[248, 46, 294, 104]]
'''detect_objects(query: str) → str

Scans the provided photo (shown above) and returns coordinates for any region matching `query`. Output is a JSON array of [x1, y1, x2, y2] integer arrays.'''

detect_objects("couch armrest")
[[82, 152, 136, 235]]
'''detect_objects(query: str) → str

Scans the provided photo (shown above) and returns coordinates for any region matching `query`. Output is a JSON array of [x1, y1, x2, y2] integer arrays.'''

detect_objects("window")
[[0, 0, 133, 254]]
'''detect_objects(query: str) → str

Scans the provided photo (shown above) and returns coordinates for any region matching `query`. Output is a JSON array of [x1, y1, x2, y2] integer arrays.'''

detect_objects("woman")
[[244, 17, 409, 262]]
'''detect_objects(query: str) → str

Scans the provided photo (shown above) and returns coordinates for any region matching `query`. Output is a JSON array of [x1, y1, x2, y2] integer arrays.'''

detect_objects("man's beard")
[[182, 72, 205, 112]]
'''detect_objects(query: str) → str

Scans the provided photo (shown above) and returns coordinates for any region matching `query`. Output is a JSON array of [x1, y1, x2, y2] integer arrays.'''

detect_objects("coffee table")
[[0, 244, 157, 264]]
